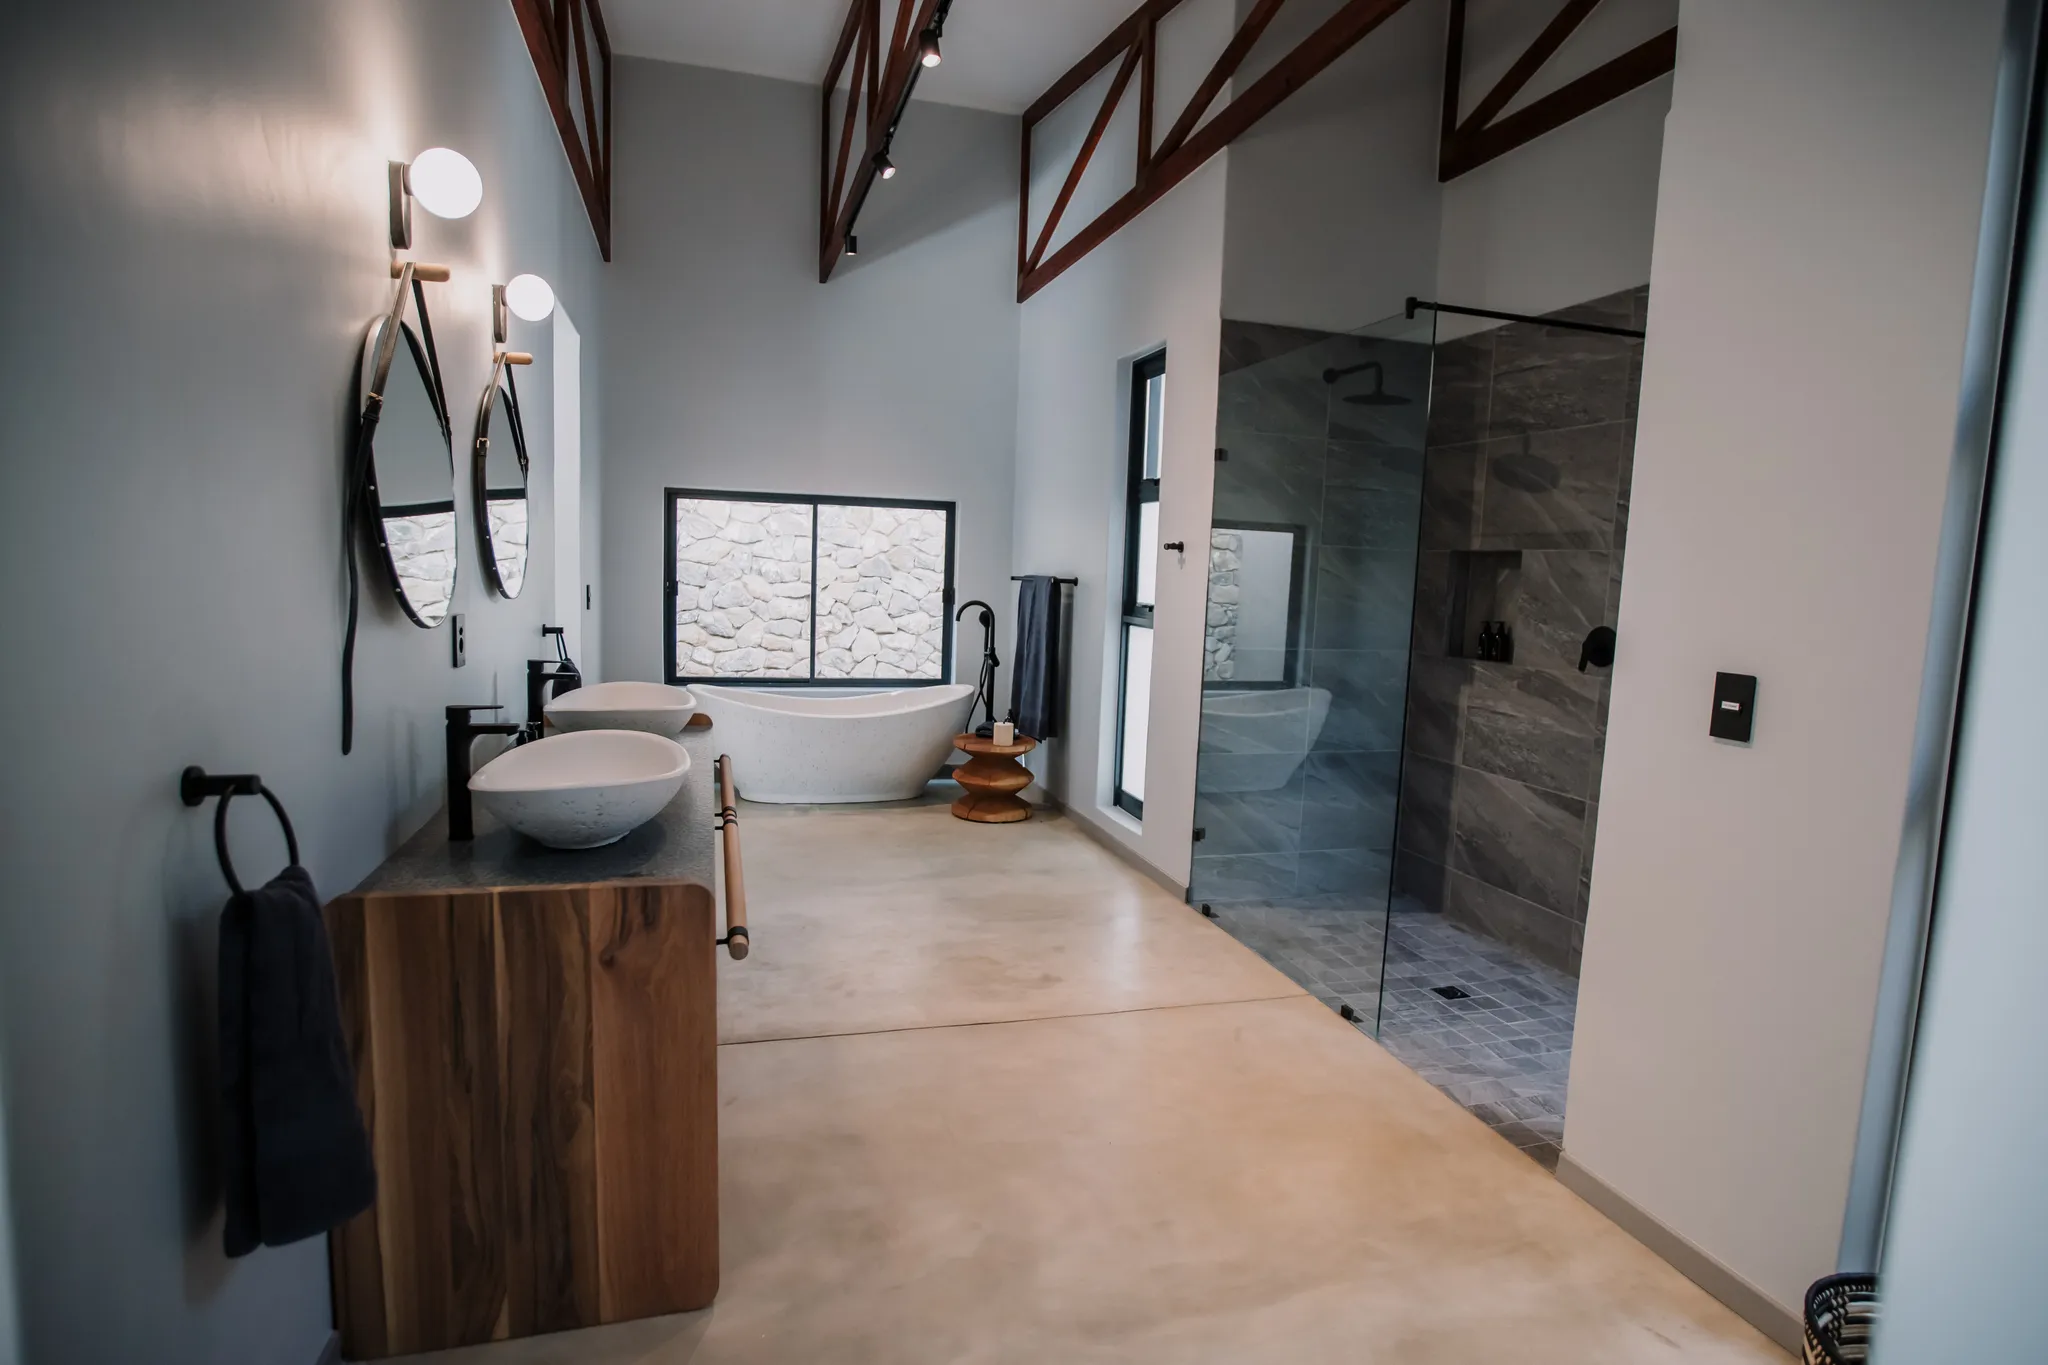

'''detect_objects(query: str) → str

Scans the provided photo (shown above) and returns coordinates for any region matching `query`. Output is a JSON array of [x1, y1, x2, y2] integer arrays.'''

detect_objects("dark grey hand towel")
[[219, 865, 376, 1258], [1009, 575, 1063, 741]]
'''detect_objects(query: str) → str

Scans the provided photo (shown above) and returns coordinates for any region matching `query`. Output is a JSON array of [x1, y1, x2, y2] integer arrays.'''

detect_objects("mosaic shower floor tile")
[[1207, 899, 1578, 1169]]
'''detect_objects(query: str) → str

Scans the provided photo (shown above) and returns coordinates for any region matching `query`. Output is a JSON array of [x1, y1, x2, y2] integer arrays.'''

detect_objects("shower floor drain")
[[1431, 985, 1472, 1000]]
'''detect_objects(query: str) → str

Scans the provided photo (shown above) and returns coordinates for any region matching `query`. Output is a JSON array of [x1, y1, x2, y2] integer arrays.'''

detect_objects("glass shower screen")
[[1191, 308, 1437, 1031]]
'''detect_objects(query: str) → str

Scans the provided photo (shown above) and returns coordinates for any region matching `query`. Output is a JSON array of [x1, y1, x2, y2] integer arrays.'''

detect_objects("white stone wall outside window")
[[671, 494, 951, 682]]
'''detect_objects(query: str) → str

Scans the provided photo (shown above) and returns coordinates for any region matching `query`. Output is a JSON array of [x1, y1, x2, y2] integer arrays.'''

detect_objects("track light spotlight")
[[875, 151, 896, 180], [918, 28, 942, 67], [846, 234, 859, 256]]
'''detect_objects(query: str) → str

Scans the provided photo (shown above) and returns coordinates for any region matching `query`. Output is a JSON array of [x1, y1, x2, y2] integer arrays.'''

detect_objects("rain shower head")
[[1322, 359, 1410, 407]]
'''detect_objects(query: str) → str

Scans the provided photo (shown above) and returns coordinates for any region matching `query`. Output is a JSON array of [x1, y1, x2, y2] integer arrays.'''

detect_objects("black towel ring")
[[182, 766, 301, 897]]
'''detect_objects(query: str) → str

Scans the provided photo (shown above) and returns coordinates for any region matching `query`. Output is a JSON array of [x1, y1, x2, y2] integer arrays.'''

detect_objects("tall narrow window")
[[1115, 352, 1165, 818]]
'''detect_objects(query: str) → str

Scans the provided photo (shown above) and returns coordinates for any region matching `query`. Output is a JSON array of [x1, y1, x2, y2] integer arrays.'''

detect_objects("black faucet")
[[447, 704, 523, 840], [526, 657, 582, 741]]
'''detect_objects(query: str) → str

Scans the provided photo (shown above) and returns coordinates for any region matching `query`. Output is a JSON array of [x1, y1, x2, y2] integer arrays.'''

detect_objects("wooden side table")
[[951, 732, 1038, 823]]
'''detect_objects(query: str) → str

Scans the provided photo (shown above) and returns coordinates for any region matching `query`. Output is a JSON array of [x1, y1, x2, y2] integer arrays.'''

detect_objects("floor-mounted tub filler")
[[692, 683, 977, 803]]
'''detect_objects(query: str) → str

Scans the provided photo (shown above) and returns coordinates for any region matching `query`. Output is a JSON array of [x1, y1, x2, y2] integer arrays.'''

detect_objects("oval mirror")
[[473, 364, 531, 598], [357, 313, 456, 628]]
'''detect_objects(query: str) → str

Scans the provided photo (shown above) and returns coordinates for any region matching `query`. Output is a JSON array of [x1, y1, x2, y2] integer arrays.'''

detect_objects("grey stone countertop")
[[349, 728, 721, 896]]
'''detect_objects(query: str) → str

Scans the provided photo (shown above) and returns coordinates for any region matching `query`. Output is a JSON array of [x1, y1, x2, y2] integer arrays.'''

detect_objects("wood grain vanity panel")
[[326, 898, 390, 1360], [368, 892, 507, 1356], [328, 881, 720, 1360], [495, 887, 602, 1337], [589, 881, 721, 1319]]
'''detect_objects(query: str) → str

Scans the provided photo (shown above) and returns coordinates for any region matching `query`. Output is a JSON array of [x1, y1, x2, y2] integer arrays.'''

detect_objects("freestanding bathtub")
[[691, 683, 978, 803]]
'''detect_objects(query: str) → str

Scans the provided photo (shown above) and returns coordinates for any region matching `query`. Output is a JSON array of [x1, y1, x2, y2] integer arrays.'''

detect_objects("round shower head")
[[1323, 359, 1410, 406]]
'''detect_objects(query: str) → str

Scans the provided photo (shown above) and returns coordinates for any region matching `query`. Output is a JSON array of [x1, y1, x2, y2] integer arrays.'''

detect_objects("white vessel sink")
[[470, 730, 691, 849], [545, 681, 698, 737]]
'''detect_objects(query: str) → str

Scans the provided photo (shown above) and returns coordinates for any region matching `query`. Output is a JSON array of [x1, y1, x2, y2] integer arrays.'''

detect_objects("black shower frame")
[[1405, 295, 1646, 339], [663, 487, 957, 688]]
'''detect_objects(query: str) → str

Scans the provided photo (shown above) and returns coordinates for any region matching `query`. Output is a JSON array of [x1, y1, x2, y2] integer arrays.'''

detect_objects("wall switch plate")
[[1710, 671, 1756, 742], [451, 613, 466, 668]]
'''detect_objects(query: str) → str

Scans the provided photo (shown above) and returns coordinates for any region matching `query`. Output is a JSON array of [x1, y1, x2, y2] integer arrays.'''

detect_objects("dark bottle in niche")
[[1476, 621, 1513, 663]]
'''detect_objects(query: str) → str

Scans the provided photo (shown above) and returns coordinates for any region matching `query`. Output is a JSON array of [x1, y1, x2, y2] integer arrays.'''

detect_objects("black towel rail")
[[1010, 575, 1079, 585], [182, 766, 301, 897]]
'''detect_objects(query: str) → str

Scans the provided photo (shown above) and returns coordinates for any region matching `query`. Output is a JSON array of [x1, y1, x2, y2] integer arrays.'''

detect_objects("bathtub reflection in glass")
[[1196, 688, 1332, 791], [1190, 308, 1433, 949]]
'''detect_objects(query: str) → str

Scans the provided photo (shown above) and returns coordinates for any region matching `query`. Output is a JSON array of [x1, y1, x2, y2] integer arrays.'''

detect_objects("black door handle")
[[1164, 541, 1186, 552]]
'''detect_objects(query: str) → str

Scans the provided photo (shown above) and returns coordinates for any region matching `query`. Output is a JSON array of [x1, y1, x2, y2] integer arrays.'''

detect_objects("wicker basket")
[[1803, 1273, 1879, 1365]]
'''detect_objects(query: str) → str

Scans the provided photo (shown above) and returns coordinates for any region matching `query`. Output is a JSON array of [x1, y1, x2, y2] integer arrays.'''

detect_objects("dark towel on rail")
[[219, 865, 376, 1258], [1009, 575, 1063, 741]]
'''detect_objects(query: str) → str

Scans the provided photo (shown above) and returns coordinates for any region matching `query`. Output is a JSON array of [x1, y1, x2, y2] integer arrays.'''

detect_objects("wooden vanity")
[[325, 731, 742, 1359]]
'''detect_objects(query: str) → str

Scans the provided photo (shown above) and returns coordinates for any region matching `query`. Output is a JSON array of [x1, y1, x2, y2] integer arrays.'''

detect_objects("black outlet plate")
[[451, 613, 466, 668], [1710, 672, 1757, 742]]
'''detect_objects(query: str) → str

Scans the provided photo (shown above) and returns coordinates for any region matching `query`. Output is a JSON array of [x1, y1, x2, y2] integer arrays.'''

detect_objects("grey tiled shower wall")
[[1393, 286, 1648, 976], [1191, 320, 1433, 905]]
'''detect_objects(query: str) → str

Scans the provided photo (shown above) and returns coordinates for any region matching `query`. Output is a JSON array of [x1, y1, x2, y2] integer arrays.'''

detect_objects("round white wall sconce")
[[505, 274, 556, 322], [388, 147, 483, 249], [409, 148, 483, 218], [493, 274, 556, 344]]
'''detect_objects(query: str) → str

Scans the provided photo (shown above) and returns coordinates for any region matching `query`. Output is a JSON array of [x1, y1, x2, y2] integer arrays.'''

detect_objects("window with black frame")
[[1115, 351, 1165, 818], [665, 489, 955, 684]]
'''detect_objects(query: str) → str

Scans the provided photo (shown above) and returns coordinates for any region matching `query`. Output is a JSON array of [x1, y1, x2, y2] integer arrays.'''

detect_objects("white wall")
[[1221, 0, 1673, 337], [0, 1, 604, 1359], [1223, 0, 1447, 332], [1013, 0, 1235, 883], [1565, 0, 2005, 1321], [602, 60, 1019, 692], [1434, 0, 1675, 325], [1435, 82, 1669, 324]]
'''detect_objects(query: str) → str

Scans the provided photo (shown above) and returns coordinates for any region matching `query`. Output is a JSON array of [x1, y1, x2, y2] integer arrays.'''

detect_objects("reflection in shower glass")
[[1192, 309, 1436, 1026], [1210, 522, 1304, 682]]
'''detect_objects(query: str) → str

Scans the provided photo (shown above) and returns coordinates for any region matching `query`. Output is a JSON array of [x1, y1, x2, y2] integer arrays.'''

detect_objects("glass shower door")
[[1191, 309, 1436, 1030]]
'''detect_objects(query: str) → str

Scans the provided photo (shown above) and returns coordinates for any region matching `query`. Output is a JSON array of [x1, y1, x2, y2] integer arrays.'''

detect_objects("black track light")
[[846, 234, 859, 256], [918, 28, 942, 68], [875, 151, 896, 180]]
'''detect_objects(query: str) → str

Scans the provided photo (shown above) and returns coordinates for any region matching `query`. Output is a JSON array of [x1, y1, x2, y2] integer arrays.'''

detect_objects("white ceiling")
[[602, 0, 1141, 115]]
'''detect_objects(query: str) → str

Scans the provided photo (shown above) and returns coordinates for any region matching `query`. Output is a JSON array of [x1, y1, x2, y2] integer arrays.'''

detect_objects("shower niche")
[[1444, 549, 1521, 662]]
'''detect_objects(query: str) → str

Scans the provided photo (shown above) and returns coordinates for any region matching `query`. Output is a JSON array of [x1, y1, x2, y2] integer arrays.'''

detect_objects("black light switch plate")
[[1710, 672, 1756, 742], [451, 613, 466, 668]]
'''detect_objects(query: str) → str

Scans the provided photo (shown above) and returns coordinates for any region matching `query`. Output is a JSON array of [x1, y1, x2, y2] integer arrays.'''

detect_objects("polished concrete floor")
[[397, 797, 1786, 1364]]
